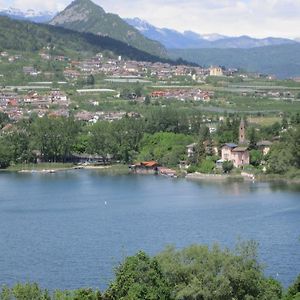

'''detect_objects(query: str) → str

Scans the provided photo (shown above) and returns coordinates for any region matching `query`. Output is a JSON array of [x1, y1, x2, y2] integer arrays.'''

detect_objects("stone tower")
[[239, 118, 246, 144]]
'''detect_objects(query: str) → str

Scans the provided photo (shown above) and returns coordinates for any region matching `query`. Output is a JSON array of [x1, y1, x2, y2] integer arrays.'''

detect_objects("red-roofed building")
[[130, 161, 160, 174]]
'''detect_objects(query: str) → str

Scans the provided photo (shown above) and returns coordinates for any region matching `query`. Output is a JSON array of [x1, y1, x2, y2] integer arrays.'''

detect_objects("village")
[[1, 48, 300, 124], [129, 118, 274, 180], [0, 49, 299, 181]]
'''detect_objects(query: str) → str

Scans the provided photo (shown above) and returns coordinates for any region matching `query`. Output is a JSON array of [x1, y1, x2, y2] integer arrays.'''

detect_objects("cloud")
[[1, 0, 300, 38]]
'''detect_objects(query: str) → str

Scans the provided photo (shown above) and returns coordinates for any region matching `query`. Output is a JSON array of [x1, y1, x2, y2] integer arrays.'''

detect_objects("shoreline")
[[1, 164, 299, 185], [186, 172, 300, 185]]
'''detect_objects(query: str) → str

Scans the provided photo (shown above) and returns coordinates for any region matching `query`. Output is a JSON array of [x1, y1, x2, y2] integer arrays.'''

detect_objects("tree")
[[193, 138, 206, 165], [12, 283, 49, 300], [248, 127, 258, 150], [138, 132, 193, 167], [285, 274, 300, 300], [144, 95, 151, 105], [0, 112, 9, 129], [289, 125, 300, 168], [157, 242, 282, 300], [282, 116, 289, 130], [250, 149, 263, 167], [0, 137, 12, 169], [31, 116, 80, 162], [267, 143, 294, 174], [134, 83, 143, 98], [198, 158, 215, 173], [86, 74, 95, 85], [104, 251, 171, 300], [222, 160, 234, 173]]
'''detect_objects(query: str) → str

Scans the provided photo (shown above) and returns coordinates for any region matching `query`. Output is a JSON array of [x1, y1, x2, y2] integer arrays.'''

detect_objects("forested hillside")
[[0, 16, 172, 63], [169, 44, 300, 78]]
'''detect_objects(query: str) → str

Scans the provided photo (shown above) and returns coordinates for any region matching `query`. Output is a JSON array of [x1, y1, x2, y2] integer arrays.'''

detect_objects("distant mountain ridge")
[[49, 0, 167, 58], [125, 18, 298, 49], [169, 44, 300, 78], [0, 7, 55, 23]]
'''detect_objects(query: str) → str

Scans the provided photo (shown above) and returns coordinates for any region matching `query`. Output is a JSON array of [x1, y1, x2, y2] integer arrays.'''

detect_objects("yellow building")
[[210, 66, 223, 76]]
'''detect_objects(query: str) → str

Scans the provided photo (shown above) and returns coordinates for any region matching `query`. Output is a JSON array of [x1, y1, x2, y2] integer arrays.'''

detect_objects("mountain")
[[125, 18, 298, 49], [0, 16, 178, 64], [124, 18, 214, 49], [49, 0, 166, 57], [169, 44, 300, 79], [0, 7, 55, 23]]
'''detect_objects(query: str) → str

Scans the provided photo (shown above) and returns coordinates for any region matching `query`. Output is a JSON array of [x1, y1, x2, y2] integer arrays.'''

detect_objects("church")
[[221, 119, 250, 168]]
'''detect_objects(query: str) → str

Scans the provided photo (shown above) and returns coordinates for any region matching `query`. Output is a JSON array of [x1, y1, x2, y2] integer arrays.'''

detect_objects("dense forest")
[[0, 241, 299, 299]]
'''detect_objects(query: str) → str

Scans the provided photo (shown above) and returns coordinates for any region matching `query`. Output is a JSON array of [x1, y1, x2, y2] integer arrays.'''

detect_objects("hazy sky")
[[1, 0, 299, 38]]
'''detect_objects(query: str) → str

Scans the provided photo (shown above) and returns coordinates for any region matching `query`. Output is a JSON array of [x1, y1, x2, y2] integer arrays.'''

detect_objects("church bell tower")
[[239, 118, 246, 144]]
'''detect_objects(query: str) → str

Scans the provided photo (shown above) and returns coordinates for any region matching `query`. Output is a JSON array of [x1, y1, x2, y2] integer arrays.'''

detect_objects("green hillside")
[[49, 0, 167, 58], [169, 44, 300, 78], [0, 16, 172, 63]]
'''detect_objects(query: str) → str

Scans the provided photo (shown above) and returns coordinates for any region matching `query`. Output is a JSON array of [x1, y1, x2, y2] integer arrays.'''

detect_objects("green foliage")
[[31, 116, 80, 162], [86, 74, 95, 85], [250, 149, 263, 167], [198, 158, 216, 173], [137, 132, 193, 167], [88, 118, 144, 162], [144, 108, 189, 134], [0, 112, 9, 129], [248, 127, 258, 150], [104, 251, 171, 300], [1, 243, 299, 300], [263, 125, 300, 175], [144, 95, 151, 105], [0, 284, 102, 300], [285, 275, 300, 300], [0, 283, 50, 300], [157, 241, 282, 300], [216, 116, 241, 145], [0, 137, 13, 168], [222, 160, 234, 173]]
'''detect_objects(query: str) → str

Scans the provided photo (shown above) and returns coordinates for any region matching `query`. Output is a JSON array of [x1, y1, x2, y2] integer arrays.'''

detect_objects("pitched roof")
[[257, 140, 273, 146], [232, 147, 248, 152], [141, 161, 159, 167], [224, 143, 237, 148], [186, 143, 197, 148]]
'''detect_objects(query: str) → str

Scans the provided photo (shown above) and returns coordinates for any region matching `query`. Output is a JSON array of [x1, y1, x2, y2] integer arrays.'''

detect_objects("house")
[[186, 143, 197, 158], [221, 144, 250, 168], [71, 153, 112, 165], [231, 147, 250, 168], [210, 66, 223, 76], [257, 141, 273, 155], [23, 66, 38, 76], [130, 161, 159, 174], [220, 119, 250, 168]]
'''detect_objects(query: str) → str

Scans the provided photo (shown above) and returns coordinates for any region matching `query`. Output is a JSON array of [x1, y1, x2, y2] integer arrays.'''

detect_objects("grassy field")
[[248, 116, 281, 126]]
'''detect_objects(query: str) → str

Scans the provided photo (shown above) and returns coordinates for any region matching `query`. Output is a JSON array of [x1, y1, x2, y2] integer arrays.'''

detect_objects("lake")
[[0, 171, 299, 290]]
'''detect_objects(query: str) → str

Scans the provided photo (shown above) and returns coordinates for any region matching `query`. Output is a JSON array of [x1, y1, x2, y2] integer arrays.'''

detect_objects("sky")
[[0, 0, 299, 39]]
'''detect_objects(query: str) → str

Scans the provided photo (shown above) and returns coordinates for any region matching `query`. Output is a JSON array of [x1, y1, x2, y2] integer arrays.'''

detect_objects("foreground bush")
[[1, 242, 299, 300], [156, 241, 282, 300]]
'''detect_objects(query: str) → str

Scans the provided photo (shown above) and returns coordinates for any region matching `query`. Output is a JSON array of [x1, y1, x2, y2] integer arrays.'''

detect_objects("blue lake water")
[[0, 171, 300, 290]]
